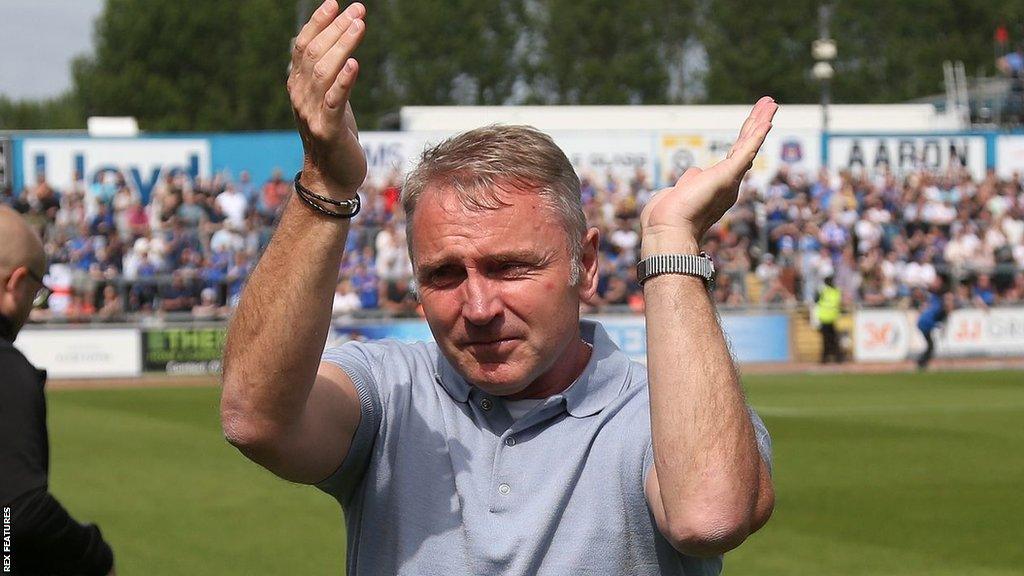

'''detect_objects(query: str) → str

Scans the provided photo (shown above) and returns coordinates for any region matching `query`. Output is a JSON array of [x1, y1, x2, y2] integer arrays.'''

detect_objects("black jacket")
[[1, 315, 114, 576]]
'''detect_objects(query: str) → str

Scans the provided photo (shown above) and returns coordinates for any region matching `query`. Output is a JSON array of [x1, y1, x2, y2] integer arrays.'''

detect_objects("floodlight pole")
[[811, 4, 836, 135]]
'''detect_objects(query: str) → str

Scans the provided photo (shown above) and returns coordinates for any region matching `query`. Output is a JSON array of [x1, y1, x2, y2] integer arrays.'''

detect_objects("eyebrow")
[[417, 249, 553, 276]]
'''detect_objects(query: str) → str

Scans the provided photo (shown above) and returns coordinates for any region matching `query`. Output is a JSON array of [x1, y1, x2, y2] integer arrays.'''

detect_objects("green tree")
[[379, 0, 525, 106], [0, 93, 84, 130], [701, 0, 819, 104], [73, 0, 296, 131], [530, 0, 695, 104], [702, 0, 1024, 104]]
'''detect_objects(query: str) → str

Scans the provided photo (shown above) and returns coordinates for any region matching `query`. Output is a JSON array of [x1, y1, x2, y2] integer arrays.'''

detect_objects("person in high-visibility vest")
[[815, 275, 843, 363]]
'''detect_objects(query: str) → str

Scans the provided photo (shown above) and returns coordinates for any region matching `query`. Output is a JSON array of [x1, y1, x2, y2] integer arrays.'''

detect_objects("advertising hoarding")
[[20, 138, 211, 202], [827, 135, 988, 179], [16, 328, 142, 378]]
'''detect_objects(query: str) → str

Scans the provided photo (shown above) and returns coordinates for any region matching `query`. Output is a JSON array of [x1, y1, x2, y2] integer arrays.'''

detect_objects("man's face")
[[411, 185, 596, 397]]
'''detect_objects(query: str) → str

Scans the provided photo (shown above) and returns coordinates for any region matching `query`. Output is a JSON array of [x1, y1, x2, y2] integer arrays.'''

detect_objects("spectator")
[[216, 183, 249, 229], [332, 279, 362, 317], [159, 271, 197, 313], [260, 169, 290, 216]]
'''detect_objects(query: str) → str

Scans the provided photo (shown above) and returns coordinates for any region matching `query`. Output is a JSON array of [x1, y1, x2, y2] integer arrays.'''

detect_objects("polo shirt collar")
[[436, 351, 472, 403], [562, 319, 632, 418], [434, 319, 632, 418]]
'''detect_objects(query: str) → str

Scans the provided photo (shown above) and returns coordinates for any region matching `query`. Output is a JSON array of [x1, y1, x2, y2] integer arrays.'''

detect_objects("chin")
[[461, 361, 532, 397]]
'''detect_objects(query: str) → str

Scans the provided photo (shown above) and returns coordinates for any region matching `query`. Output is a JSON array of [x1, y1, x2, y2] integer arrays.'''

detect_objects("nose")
[[461, 273, 503, 326]]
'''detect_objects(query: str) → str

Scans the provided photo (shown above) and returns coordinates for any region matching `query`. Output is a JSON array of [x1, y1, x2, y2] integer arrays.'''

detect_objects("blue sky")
[[0, 0, 105, 100]]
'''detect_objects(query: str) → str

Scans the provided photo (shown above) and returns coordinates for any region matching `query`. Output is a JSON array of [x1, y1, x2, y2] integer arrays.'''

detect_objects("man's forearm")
[[643, 243, 762, 545], [221, 195, 349, 443]]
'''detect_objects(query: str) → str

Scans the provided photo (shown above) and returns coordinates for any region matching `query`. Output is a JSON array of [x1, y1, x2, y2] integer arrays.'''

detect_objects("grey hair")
[[402, 125, 587, 284]]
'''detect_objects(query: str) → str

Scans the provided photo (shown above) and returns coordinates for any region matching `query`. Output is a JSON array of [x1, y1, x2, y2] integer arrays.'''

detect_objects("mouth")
[[464, 337, 519, 347], [461, 336, 523, 355]]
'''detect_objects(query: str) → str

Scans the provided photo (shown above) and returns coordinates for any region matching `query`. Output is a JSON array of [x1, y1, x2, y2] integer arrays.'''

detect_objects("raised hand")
[[288, 0, 368, 198], [640, 96, 778, 255]]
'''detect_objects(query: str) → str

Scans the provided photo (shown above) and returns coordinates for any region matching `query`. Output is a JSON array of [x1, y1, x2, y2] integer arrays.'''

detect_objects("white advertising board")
[[855, 306, 1024, 362], [15, 328, 142, 378], [995, 135, 1024, 179], [853, 309, 914, 362], [397, 129, 660, 189], [21, 138, 211, 201], [827, 135, 987, 179], [658, 131, 820, 188], [549, 131, 656, 186], [359, 132, 431, 187], [942, 308, 1024, 357]]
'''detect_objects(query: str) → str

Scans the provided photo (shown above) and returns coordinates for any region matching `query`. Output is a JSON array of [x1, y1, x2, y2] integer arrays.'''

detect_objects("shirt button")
[[504, 436, 517, 447], [480, 398, 493, 411], [498, 483, 511, 495]]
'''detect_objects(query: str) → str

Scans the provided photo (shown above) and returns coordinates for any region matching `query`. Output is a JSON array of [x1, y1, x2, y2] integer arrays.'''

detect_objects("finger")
[[293, 0, 341, 64], [749, 96, 779, 130], [734, 110, 759, 145], [302, 4, 365, 72], [313, 18, 365, 88], [326, 58, 360, 111], [729, 96, 778, 158], [728, 120, 773, 173]]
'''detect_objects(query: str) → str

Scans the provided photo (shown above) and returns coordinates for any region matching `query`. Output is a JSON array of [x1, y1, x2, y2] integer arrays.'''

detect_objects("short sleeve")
[[314, 341, 386, 504], [748, 406, 773, 475]]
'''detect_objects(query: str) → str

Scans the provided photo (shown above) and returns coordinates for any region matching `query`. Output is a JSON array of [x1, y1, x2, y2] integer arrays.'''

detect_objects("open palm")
[[641, 97, 779, 245], [287, 1, 368, 197]]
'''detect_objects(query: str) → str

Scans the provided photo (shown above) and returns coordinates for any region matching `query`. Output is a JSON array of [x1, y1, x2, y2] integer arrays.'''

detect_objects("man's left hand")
[[640, 96, 778, 256]]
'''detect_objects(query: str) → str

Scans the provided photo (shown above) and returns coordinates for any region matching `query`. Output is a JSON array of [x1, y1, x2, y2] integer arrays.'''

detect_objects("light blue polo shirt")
[[318, 319, 772, 576]]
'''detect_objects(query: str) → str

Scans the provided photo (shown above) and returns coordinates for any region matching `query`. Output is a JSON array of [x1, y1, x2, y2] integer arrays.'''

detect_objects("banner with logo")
[[143, 327, 227, 375], [20, 138, 211, 203], [853, 309, 914, 362], [16, 328, 142, 378], [548, 131, 657, 188], [942, 307, 1024, 357], [658, 131, 820, 188], [827, 135, 988, 179], [855, 306, 1024, 361]]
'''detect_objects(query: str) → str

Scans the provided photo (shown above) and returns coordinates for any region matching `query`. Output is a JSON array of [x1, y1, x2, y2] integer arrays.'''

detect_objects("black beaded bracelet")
[[293, 171, 361, 219]]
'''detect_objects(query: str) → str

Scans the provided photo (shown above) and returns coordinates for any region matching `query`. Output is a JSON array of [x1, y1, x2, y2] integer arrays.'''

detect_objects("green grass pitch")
[[46, 370, 1023, 575]]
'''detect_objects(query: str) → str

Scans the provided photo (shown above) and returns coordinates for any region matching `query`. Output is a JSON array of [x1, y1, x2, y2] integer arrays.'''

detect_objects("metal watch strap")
[[636, 252, 715, 290]]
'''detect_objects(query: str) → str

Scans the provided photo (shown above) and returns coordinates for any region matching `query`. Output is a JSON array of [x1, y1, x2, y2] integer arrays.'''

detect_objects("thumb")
[[675, 166, 703, 188]]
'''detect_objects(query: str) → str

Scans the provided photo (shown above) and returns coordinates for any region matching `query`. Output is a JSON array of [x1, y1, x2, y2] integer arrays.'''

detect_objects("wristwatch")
[[636, 252, 716, 290]]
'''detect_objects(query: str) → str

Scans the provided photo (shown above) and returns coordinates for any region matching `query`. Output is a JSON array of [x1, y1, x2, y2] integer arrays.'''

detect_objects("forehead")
[[410, 184, 566, 265]]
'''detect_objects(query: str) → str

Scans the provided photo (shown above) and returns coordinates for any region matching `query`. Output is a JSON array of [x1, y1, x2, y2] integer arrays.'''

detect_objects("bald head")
[[0, 205, 46, 277], [0, 206, 47, 340]]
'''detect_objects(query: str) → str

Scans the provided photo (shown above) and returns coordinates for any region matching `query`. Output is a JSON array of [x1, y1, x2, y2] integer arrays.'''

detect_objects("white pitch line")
[[754, 403, 1024, 417]]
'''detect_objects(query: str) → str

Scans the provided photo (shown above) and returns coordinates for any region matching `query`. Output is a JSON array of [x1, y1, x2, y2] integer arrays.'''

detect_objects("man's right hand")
[[288, 0, 368, 199]]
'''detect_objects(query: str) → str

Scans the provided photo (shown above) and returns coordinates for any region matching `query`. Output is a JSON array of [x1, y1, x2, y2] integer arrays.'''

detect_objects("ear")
[[0, 267, 28, 314], [5, 267, 29, 293], [577, 227, 601, 301]]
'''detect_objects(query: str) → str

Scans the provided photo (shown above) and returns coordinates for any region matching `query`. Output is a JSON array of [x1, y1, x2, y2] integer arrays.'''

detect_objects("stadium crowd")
[[2, 159, 1022, 323]]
